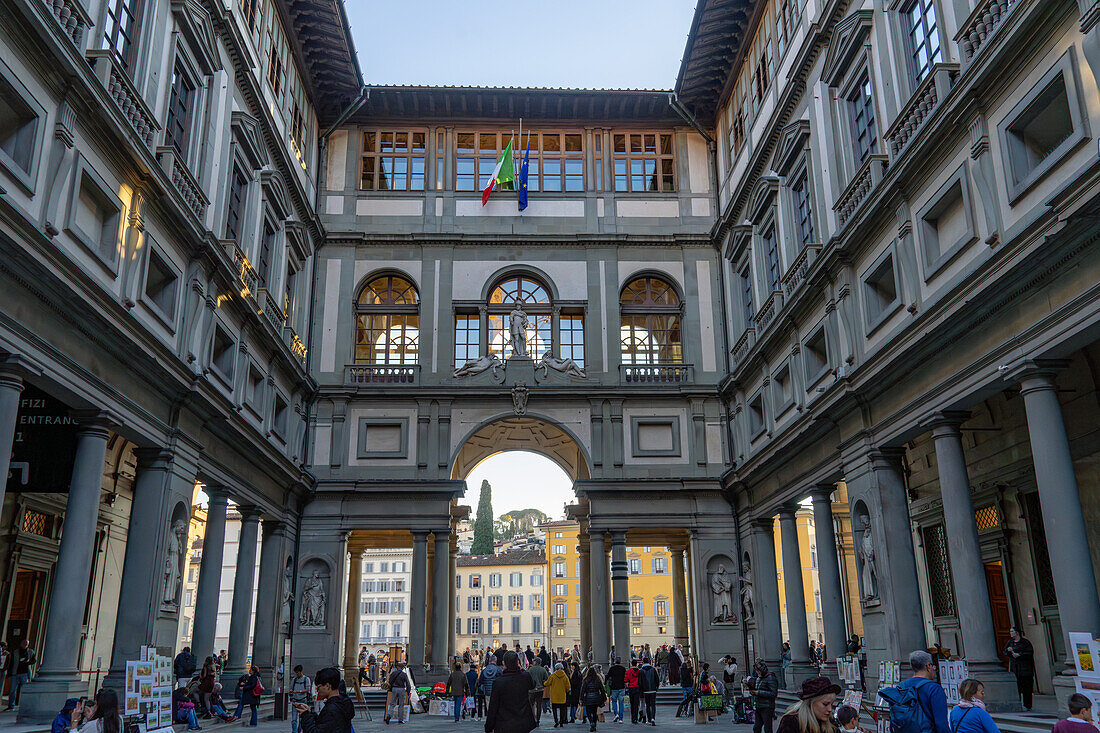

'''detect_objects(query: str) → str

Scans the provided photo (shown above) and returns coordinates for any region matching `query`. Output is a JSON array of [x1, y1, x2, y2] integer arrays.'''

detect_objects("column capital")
[[1002, 358, 1069, 394], [236, 505, 262, 521], [411, 530, 430, 543], [924, 410, 970, 436], [432, 528, 451, 538], [777, 503, 800, 521], [0, 354, 41, 382], [609, 529, 626, 544], [262, 519, 290, 538], [72, 410, 121, 437], [133, 446, 174, 470], [808, 483, 836, 502], [203, 485, 231, 504], [749, 515, 775, 533], [868, 447, 906, 469]]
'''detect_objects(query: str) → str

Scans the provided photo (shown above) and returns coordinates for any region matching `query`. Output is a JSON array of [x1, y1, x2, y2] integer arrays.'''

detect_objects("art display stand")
[[872, 661, 901, 733], [1069, 632, 1100, 707], [121, 645, 174, 733]]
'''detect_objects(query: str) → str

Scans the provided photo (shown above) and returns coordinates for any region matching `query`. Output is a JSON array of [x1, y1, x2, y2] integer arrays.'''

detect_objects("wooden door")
[[984, 562, 1012, 663]]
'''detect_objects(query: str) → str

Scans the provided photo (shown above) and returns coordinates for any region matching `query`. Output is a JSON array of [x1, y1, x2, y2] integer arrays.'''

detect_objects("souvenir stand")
[[121, 645, 174, 733]]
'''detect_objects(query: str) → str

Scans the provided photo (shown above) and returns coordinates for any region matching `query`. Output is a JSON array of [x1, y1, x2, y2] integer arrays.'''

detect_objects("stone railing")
[[42, 0, 91, 50], [956, 0, 1019, 65], [345, 364, 419, 385], [156, 147, 208, 218], [781, 244, 821, 300], [87, 50, 159, 148], [732, 328, 756, 365], [256, 288, 285, 334], [621, 364, 694, 384], [753, 290, 783, 333], [288, 329, 307, 366], [884, 63, 959, 160], [223, 241, 259, 297], [834, 154, 888, 226]]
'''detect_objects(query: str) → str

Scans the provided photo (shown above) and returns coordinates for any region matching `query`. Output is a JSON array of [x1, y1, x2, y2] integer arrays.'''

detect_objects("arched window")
[[487, 274, 552, 359], [355, 275, 419, 365], [619, 276, 682, 364]]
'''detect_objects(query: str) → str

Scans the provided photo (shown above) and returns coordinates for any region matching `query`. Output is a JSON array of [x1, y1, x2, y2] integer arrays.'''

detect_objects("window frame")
[[611, 131, 677, 193], [860, 244, 903, 335], [845, 69, 878, 168], [354, 273, 420, 366], [140, 242, 182, 329], [619, 275, 685, 366], [100, 0, 146, 75], [0, 58, 46, 193], [66, 154, 125, 276], [801, 322, 831, 389], [359, 129, 429, 191], [899, 0, 943, 88]]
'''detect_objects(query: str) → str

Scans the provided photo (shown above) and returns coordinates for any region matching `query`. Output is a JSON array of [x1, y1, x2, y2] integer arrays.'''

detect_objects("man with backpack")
[[879, 650, 949, 733]]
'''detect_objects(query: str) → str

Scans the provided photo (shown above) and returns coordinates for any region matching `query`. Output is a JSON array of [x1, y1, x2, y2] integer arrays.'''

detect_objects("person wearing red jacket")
[[625, 660, 642, 724]]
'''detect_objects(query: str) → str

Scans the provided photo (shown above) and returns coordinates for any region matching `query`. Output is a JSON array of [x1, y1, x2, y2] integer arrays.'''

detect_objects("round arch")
[[450, 414, 592, 483], [479, 264, 562, 303]]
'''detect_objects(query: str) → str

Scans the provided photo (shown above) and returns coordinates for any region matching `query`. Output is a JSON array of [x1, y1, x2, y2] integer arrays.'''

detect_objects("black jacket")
[[606, 664, 627, 690], [174, 651, 196, 679], [241, 672, 262, 704], [581, 675, 606, 706], [1006, 638, 1035, 678], [485, 669, 536, 733], [639, 665, 660, 693], [753, 672, 779, 709], [299, 694, 355, 733]]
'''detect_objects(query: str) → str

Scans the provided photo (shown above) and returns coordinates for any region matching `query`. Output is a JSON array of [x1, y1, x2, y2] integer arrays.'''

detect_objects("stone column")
[[578, 541, 591, 658], [431, 531, 451, 666], [589, 532, 611, 663], [671, 546, 689, 647], [409, 531, 429, 669], [225, 507, 261, 679], [342, 548, 364, 682], [1011, 363, 1100, 664], [192, 489, 229, 658], [610, 531, 630, 655], [750, 517, 783, 671], [105, 448, 174, 689], [0, 363, 25, 513], [779, 505, 817, 686], [18, 417, 112, 722], [449, 548, 458, 659], [809, 485, 848, 662], [929, 412, 1018, 708], [252, 520, 288, 676]]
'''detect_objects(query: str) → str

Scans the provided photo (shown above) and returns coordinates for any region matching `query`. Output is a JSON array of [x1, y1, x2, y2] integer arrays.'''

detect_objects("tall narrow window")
[[848, 73, 877, 165], [239, 0, 260, 34], [360, 131, 427, 191], [904, 0, 941, 85], [619, 276, 683, 364], [165, 64, 195, 158], [488, 275, 552, 359], [559, 313, 585, 368], [102, 0, 144, 73], [225, 166, 248, 242], [740, 266, 754, 328], [454, 313, 481, 365], [257, 222, 274, 288], [354, 275, 420, 365], [593, 133, 603, 191], [612, 133, 675, 192], [761, 225, 781, 291], [792, 173, 815, 247]]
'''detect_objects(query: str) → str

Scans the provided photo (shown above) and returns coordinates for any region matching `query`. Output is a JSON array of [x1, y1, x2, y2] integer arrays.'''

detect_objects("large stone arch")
[[450, 413, 592, 482]]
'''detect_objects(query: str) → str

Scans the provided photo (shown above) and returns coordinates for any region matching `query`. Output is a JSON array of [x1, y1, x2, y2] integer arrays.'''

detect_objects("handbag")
[[253, 680, 265, 696]]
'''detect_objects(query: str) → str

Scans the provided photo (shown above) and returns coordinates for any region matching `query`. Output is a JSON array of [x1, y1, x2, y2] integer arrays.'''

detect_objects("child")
[[837, 704, 861, 732], [1053, 694, 1096, 733]]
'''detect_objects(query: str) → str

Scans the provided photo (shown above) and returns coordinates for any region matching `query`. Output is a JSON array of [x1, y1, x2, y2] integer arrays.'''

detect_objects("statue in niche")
[[536, 351, 586, 379], [738, 561, 755, 620], [509, 306, 530, 358], [281, 564, 293, 626], [710, 564, 735, 622], [163, 520, 187, 606], [453, 354, 503, 380], [299, 570, 327, 627], [858, 515, 878, 600]]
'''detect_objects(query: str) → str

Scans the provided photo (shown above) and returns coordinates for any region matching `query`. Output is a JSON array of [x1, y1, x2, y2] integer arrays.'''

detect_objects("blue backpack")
[[878, 679, 934, 733]]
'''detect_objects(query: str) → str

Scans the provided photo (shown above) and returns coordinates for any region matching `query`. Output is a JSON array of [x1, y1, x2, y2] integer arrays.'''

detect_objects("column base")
[[965, 662, 1021, 713], [224, 665, 249, 686], [16, 671, 89, 723], [1052, 673, 1078, 717], [784, 661, 821, 691]]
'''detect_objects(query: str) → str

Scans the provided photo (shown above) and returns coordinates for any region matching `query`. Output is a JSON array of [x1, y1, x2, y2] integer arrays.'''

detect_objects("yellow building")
[[455, 548, 547, 654], [542, 520, 675, 656]]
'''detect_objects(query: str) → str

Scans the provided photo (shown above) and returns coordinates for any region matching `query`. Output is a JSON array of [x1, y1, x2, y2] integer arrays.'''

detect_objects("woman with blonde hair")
[[948, 679, 1001, 733], [776, 676, 842, 733]]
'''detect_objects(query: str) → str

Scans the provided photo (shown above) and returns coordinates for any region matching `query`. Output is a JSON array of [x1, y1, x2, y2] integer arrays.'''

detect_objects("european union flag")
[[518, 141, 530, 211]]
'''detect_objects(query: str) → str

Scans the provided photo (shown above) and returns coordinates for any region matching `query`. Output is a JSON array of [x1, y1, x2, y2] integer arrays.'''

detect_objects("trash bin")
[[273, 692, 289, 720]]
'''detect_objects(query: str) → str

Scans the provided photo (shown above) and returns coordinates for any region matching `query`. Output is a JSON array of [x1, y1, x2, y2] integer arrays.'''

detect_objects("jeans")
[[643, 693, 656, 723], [211, 703, 231, 722], [610, 689, 624, 720], [680, 686, 691, 701], [247, 703, 258, 726], [291, 706, 301, 733], [177, 708, 201, 729], [529, 691, 544, 723], [754, 707, 774, 733], [453, 696, 464, 722], [7, 673, 29, 707]]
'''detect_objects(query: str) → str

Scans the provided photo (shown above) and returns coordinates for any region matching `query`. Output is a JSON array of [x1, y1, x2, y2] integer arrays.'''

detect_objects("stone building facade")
[[455, 549, 547, 654]]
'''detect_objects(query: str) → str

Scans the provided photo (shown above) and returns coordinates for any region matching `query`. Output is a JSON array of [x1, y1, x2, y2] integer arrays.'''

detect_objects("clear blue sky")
[[345, 1, 698, 89], [462, 451, 574, 520]]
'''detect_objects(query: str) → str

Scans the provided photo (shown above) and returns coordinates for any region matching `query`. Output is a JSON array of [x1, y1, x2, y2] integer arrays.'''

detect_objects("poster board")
[[699, 694, 724, 710], [125, 647, 175, 728], [841, 690, 863, 711], [937, 660, 968, 705]]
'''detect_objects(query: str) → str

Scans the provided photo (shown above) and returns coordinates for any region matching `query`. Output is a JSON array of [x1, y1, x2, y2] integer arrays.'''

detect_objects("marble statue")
[[536, 352, 586, 379], [281, 564, 293, 625], [738, 562, 755, 619], [453, 353, 502, 379], [299, 570, 327, 627], [163, 520, 186, 605], [859, 515, 878, 600], [509, 306, 530, 358], [710, 563, 735, 622]]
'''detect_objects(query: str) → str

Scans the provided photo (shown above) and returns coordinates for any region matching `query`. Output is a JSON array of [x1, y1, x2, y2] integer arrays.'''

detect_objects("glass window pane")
[[543, 158, 561, 191], [543, 134, 560, 152], [457, 133, 476, 152], [564, 134, 582, 152]]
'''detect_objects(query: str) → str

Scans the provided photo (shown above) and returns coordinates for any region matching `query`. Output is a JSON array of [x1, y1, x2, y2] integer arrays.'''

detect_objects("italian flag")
[[482, 138, 516, 205]]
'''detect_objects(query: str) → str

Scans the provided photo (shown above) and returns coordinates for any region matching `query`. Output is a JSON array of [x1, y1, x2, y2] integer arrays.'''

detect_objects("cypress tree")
[[471, 479, 495, 555]]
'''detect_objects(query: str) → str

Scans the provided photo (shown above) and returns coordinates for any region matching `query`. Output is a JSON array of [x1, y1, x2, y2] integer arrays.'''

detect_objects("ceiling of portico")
[[451, 416, 591, 483]]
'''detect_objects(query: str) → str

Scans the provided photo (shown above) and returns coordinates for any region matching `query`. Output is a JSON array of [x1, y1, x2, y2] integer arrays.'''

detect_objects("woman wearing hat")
[[776, 676, 841, 733]]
